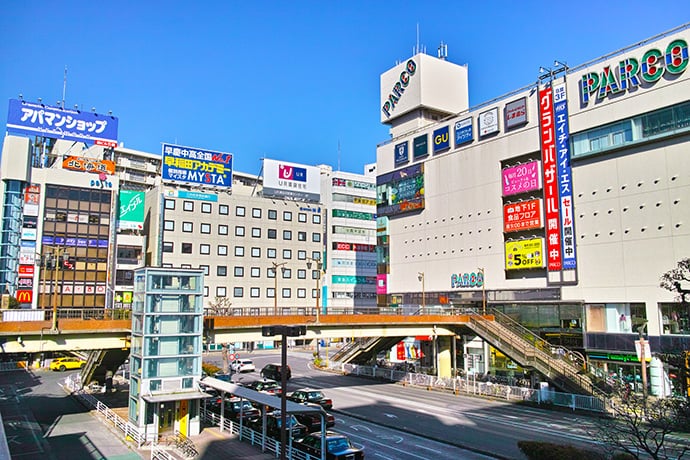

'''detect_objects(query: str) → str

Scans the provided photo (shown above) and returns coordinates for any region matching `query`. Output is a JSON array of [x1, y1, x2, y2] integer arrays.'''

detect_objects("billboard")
[[6, 99, 118, 146], [262, 159, 321, 202], [539, 85, 562, 271], [505, 97, 527, 129], [505, 238, 544, 270], [478, 107, 499, 136], [380, 58, 419, 121], [503, 199, 542, 232], [413, 134, 428, 160], [502, 160, 542, 196], [376, 163, 424, 217], [432, 126, 450, 153], [394, 141, 409, 166], [161, 143, 233, 190], [455, 117, 473, 146], [63, 156, 116, 174], [118, 191, 145, 230]]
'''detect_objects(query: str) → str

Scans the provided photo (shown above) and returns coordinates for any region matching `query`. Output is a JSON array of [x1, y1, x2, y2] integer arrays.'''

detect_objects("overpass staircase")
[[466, 309, 602, 397], [80, 349, 129, 388], [330, 336, 401, 364]]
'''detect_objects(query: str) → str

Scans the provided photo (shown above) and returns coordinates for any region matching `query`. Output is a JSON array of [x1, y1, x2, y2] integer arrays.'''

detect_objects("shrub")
[[517, 441, 606, 460], [202, 362, 221, 376]]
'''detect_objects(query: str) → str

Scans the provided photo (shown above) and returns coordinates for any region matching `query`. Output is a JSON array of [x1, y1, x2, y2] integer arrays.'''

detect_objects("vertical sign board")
[[394, 141, 409, 166], [553, 81, 577, 270], [118, 191, 145, 230], [413, 134, 428, 160], [454, 118, 473, 146], [432, 126, 450, 154], [539, 85, 562, 271]]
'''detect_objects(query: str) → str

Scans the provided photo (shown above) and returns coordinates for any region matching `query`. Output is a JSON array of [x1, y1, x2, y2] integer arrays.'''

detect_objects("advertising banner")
[[454, 117, 473, 146], [262, 159, 321, 202], [505, 238, 544, 270], [7, 99, 118, 146], [118, 190, 145, 230], [376, 163, 425, 217], [377, 274, 387, 295], [63, 156, 116, 174], [18, 265, 34, 277], [394, 141, 409, 166], [15, 290, 33, 304], [505, 97, 527, 129], [432, 126, 450, 153], [479, 107, 499, 136], [502, 160, 541, 196], [539, 85, 562, 271], [162, 143, 233, 190], [413, 134, 428, 159], [164, 189, 218, 202], [504, 199, 542, 232]]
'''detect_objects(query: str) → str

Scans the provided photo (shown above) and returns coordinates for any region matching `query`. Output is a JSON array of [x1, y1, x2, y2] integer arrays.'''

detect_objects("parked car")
[[287, 388, 333, 410], [50, 357, 86, 372], [248, 411, 308, 439], [245, 379, 283, 395], [222, 397, 261, 421], [294, 402, 336, 432], [230, 359, 256, 373], [260, 363, 291, 381], [294, 431, 365, 460]]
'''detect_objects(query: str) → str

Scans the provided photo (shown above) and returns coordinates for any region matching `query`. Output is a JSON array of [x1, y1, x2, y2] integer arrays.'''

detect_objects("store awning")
[[143, 390, 212, 403]]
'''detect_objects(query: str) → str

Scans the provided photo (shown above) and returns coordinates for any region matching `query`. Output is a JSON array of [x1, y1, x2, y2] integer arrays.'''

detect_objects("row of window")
[[213, 286, 317, 298], [163, 222, 321, 241], [164, 199, 322, 224], [162, 244, 320, 260], [196, 265, 319, 279]]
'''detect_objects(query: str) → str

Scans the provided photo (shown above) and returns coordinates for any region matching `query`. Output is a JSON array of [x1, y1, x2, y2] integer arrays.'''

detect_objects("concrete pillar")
[[437, 336, 453, 378]]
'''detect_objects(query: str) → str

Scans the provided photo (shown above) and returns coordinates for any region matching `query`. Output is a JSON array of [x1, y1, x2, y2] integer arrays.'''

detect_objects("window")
[[297, 269, 306, 279], [282, 288, 291, 298], [216, 286, 227, 297], [164, 220, 174, 231], [204, 286, 209, 297], [218, 224, 228, 235], [236, 206, 246, 217], [252, 208, 262, 218], [164, 199, 175, 210], [234, 267, 244, 277], [235, 246, 244, 257], [183, 201, 194, 212], [311, 251, 320, 260], [201, 202, 212, 213], [268, 229, 277, 239], [313, 214, 321, 224], [298, 231, 306, 241], [217, 245, 228, 256], [250, 287, 260, 298], [181, 263, 191, 269], [297, 250, 307, 260], [283, 211, 292, 221], [181, 243, 192, 254], [267, 287, 275, 299], [251, 227, 261, 238], [199, 265, 210, 276], [233, 287, 244, 297], [297, 288, 307, 298], [250, 267, 260, 277], [268, 209, 277, 220], [283, 249, 292, 259], [251, 247, 261, 258], [267, 248, 277, 259], [200, 223, 211, 234], [219, 204, 229, 215], [217, 266, 227, 276], [163, 242, 173, 253], [298, 213, 307, 223], [283, 230, 292, 240], [312, 232, 321, 242], [200, 244, 210, 255], [235, 226, 245, 237], [267, 267, 276, 278], [182, 222, 193, 233], [282, 268, 292, 279]]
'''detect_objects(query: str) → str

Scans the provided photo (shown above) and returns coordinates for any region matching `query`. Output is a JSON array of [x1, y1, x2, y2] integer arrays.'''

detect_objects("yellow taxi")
[[50, 357, 87, 372]]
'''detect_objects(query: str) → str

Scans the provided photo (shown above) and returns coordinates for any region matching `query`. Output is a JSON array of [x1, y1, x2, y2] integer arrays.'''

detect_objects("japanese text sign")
[[162, 143, 233, 190]]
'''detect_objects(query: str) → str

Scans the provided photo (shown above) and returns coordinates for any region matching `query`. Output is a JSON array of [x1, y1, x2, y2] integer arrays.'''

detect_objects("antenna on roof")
[[438, 41, 448, 60], [415, 23, 420, 55], [61, 66, 67, 109], [337, 140, 341, 172]]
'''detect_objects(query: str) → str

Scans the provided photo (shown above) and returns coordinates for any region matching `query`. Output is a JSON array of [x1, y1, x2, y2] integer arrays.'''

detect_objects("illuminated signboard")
[[432, 126, 450, 153], [479, 107, 499, 137], [413, 134, 428, 160], [262, 158, 321, 202], [15, 290, 33, 304], [450, 271, 484, 288], [63, 157, 116, 175], [332, 177, 375, 191], [331, 275, 376, 284], [394, 141, 409, 166], [162, 143, 233, 189], [376, 163, 424, 217], [377, 274, 387, 295], [332, 242, 376, 253], [164, 189, 218, 202], [6, 99, 118, 146], [332, 209, 375, 220], [503, 199, 542, 232], [502, 160, 541, 196], [381, 59, 417, 119], [505, 238, 544, 270], [118, 190, 145, 230], [455, 117, 473, 146], [581, 38, 688, 104], [18, 265, 34, 277], [539, 85, 562, 271], [505, 97, 527, 129]]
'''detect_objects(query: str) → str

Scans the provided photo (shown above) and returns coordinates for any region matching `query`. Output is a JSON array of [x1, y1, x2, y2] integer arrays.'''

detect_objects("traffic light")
[[262, 326, 278, 337], [286, 325, 306, 337]]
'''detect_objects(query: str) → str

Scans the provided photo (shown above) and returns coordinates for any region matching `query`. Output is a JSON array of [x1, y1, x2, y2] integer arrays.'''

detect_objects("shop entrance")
[[159, 402, 175, 434]]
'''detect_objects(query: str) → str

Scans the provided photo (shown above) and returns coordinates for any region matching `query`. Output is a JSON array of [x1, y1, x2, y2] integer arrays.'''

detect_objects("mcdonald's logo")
[[16, 290, 33, 303]]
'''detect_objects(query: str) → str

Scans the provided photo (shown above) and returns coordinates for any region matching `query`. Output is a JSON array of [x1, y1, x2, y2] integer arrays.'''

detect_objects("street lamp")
[[478, 268, 486, 315], [49, 247, 70, 332], [418, 272, 425, 310], [306, 255, 322, 323], [271, 262, 287, 316]]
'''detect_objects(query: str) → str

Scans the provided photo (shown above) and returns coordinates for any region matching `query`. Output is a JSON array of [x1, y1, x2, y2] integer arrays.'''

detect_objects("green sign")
[[118, 190, 145, 230]]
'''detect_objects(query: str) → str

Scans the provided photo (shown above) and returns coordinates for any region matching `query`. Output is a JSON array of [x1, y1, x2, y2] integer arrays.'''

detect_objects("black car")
[[248, 411, 308, 439], [294, 431, 365, 460], [260, 363, 292, 381], [222, 398, 260, 421], [245, 379, 283, 395], [287, 388, 333, 410], [294, 402, 336, 432]]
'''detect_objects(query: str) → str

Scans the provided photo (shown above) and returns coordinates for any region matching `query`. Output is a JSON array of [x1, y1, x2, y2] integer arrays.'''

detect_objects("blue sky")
[[1, 2, 687, 175]]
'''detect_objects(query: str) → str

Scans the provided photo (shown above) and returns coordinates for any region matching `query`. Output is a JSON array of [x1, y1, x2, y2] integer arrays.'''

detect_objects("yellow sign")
[[353, 197, 376, 206], [505, 238, 544, 270]]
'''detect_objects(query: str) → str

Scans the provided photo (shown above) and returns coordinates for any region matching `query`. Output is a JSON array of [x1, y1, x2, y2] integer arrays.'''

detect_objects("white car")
[[230, 359, 255, 373]]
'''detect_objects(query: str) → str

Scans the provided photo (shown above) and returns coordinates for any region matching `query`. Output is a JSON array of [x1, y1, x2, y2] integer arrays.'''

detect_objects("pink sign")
[[502, 160, 541, 196], [376, 274, 388, 295]]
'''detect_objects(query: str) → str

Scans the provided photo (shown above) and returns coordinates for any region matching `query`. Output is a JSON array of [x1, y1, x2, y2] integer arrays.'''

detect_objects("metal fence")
[[325, 361, 609, 413]]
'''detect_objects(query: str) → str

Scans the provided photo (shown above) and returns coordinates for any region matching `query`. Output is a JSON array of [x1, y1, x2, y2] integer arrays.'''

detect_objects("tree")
[[207, 296, 232, 315], [590, 386, 689, 459], [659, 258, 690, 300]]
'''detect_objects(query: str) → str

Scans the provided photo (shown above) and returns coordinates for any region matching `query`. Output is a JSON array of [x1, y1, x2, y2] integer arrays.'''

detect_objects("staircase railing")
[[80, 349, 106, 388], [330, 336, 380, 363]]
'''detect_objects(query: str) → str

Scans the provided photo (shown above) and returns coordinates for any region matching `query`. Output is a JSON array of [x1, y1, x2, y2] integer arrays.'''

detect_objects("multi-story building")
[[375, 25, 690, 388]]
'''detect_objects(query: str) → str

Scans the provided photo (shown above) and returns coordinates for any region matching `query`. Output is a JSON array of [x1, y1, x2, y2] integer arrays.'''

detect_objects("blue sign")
[[454, 118, 473, 146], [433, 126, 450, 153], [161, 143, 233, 190], [6, 99, 118, 146], [175, 190, 219, 202], [394, 141, 409, 166]]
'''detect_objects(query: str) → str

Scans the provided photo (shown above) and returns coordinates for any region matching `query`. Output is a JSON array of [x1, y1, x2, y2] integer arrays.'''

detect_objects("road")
[[212, 349, 606, 459]]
